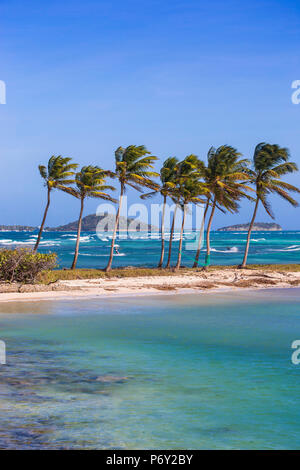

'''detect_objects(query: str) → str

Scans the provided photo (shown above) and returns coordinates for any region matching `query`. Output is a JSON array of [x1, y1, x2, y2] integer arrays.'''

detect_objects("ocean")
[[0, 289, 300, 449], [0, 230, 300, 268]]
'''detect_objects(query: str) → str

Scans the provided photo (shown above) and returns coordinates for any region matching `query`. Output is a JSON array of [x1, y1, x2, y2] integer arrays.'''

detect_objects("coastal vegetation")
[[35, 156, 78, 252], [36, 264, 300, 285], [62, 166, 116, 270], [172, 155, 207, 270], [2, 141, 298, 278], [240, 143, 300, 268], [2, 259, 300, 287], [104, 145, 159, 272], [141, 156, 178, 268], [195, 146, 254, 269], [0, 248, 56, 283]]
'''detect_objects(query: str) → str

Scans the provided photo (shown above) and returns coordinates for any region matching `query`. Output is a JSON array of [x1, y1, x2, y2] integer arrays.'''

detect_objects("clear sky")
[[1, 0, 300, 229]]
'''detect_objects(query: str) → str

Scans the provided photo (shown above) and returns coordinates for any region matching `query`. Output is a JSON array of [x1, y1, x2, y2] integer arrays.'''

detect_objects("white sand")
[[0, 268, 299, 303]]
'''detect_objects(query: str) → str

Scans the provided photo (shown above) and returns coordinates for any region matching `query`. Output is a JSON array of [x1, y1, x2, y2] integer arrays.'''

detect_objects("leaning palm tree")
[[105, 145, 159, 272], [165, 155, 204, 269], [141, 157, 178, 268], [165, 195, 180, 269], [66, 166, 116, 270], [34, 156, 78, 252], [202, 146, 253, 270], [192, 193, 211, 268], [186, 158, 211, 269], [172, 155, 208, 271], [240, 143, 300, 268]]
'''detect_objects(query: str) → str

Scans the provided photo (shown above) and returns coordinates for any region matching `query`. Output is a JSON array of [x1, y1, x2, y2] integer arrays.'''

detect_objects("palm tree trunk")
[[166, 203, 178, 268], [34, 187, 51, 252], [203, 196, 216, 270], [158, 195, 167, 268], [105, 184, 124, 272], [240, 198, 260, 268], [175, 204, 187, 271], [71, 197, 84, 270], [193, 198, 210, 268]]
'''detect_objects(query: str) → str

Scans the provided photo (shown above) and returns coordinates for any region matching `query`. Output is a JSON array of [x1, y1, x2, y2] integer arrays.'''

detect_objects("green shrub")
[[0, 248, 57, 283]]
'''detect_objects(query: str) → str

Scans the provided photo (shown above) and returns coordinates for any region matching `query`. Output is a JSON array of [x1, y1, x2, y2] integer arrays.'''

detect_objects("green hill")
[[218, 222, 282, 231], [46, 213, 157, 232]]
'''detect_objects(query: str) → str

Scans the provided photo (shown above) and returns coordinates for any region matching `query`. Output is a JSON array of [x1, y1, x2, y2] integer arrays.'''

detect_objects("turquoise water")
[[1, 289, 300, 449], [1, 230, 300, 268]]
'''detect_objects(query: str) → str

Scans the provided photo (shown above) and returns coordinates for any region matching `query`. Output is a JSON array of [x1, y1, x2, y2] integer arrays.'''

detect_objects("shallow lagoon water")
[[0, 289, 300, 449]]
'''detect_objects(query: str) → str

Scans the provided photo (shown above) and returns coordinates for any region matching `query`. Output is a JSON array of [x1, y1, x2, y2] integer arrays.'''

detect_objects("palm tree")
[[34, 156, 78, 252], [201, 146, 253, 270], [240, 143, 300, 268], [165, 197, 179, 268], [165, 161, 185, 269], [66, 166, 116, 270], [192, 194, 210, 268], [173, 155, 208, 271], [141, 157, 178, 268], [187, 159, 211, 269], [105, 145, 159, 272]]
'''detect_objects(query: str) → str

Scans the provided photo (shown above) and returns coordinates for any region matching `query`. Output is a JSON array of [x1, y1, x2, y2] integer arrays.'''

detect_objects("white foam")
[[80, 253, 126, 257], [269, 245, 300, 252], [211, 246, 239, 253], [0, 239, 58, 246], [68, 235, 92, 242]]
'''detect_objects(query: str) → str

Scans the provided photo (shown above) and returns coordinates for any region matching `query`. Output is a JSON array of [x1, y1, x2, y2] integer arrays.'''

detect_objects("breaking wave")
[[268, 245, 300, 252], [211, 246, 239, 253]]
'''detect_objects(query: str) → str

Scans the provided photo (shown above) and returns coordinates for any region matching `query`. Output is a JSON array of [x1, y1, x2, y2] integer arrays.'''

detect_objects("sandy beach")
[[1, 267, 300, 303]]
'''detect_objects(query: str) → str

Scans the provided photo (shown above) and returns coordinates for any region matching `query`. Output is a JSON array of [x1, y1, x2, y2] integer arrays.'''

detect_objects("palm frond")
[[268, 185, 299, 207], [38, 165, 47, 180], [259, 194, 275, 219], [270, 180, 300, 193]]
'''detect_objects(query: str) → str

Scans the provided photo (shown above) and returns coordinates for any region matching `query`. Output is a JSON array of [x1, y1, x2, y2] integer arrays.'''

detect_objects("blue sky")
[[1, 0, 300, 228]]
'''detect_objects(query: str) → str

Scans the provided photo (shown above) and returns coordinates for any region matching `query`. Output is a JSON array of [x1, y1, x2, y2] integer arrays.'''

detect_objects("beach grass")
[[38, 264, 300, 284], [39, 267, 194, 283]]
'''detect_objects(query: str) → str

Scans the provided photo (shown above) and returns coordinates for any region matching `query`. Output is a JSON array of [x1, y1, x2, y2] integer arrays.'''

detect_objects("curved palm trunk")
[[34, 187, 51, 252], [71, 197, 84, 270], [166, 204, 178, 268], [240, 198, 260, 268], [193, 199, 210, 268], [105, 184, 124, 272], [158, 195, 167, 268], [175, 204, 187, 271], [203, 196, 216, 270]]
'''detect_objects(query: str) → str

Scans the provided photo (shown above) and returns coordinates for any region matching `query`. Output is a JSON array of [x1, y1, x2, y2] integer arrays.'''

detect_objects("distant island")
[[0, 225, 37, 232], [0, 219, 283, 233], [47, 213, 157, 232], [0, 214, 157, 232], [218, 222, 282, 231]]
